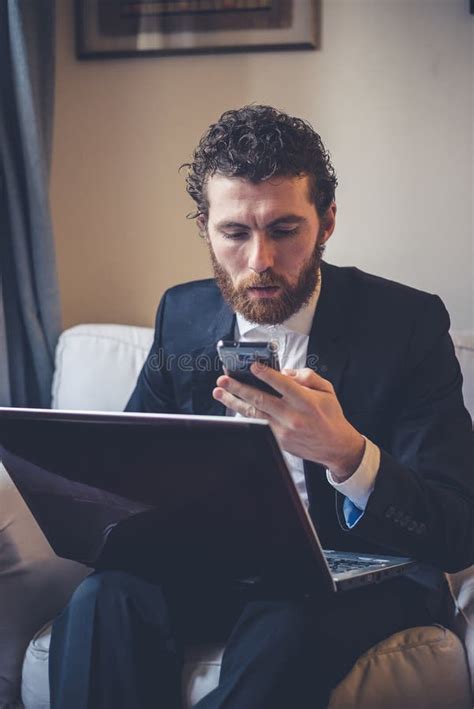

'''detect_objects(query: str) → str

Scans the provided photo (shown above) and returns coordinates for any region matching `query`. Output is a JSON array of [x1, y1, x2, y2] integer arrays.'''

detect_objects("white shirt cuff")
[[326, 437, 380, 511]]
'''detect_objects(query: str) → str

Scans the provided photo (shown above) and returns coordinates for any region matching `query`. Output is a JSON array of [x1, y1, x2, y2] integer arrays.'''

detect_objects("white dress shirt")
[[229, 272, 380, 517]]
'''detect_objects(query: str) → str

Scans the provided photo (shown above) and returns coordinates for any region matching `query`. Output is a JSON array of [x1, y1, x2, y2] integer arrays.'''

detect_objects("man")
[[49, 106, 474, 708]]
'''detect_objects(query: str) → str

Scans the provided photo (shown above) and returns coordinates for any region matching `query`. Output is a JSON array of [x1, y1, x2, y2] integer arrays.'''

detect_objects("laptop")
[[0, 407, 417, 594]]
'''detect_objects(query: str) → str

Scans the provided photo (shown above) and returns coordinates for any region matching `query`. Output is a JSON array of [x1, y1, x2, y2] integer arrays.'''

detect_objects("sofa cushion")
[[451, 331, 474, 420], [51, 324, 154, 412], [22, 625, 225, 709], [182, 644, 224, 706]]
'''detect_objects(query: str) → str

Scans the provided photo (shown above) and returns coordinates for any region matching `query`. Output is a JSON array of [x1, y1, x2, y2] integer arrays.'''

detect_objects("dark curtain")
[[0, 0, 60, 407]]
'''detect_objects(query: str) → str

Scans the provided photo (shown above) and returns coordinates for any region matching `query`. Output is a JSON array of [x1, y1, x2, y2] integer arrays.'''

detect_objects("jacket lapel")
[[306, 261, 351, 398], [191, 298, 235, 416]]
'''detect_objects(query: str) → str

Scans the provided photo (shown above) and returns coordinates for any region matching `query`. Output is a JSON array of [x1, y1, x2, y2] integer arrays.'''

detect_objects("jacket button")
[[385, 506, 396, 519]]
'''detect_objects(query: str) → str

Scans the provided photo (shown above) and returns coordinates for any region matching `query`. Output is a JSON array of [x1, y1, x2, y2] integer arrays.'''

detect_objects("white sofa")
[[0, 324, 472, 709]]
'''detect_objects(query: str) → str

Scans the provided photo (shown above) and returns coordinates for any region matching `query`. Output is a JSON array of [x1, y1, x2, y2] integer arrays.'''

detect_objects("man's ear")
[[320, 202, 337, 244], [196, 214, 208, 239]]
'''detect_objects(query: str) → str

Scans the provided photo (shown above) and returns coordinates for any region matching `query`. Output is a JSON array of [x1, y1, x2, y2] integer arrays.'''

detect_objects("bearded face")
[[209, 240, 325, 325], [202, 174, 335, 326]]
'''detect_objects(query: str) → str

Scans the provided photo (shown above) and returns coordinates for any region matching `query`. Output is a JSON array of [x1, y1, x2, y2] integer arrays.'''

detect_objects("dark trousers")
[[49, 570, 451, 709]]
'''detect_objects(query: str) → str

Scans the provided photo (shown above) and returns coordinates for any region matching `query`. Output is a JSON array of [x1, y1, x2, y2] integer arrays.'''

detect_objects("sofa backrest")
[[52, 324, 474, 421]]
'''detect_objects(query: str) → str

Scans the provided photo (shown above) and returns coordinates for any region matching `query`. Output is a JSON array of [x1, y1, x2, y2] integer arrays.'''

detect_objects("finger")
[[251, 363, 333, 400], [215, 375, 283, 418], [213, 386, 282, 433], [213, 386, 267, 420], [281, 367, 333, 392]]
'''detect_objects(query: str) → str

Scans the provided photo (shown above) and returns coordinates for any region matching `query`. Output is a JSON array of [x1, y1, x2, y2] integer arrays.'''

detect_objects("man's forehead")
[[206, 173, 313, 209]]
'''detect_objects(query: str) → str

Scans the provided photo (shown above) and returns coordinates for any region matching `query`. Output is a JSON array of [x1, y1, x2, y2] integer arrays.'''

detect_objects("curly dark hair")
[[183, 105, 337, 222]]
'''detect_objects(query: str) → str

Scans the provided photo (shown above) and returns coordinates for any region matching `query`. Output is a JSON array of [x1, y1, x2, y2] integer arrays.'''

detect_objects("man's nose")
[[248, 235, 275, 273]]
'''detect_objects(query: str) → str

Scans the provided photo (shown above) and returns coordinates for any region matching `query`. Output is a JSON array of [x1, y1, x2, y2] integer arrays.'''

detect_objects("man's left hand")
[[213, 364, 365, 482]]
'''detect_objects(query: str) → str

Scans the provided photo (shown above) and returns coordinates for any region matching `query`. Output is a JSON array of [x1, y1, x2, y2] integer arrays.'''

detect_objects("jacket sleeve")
[[337, 294, 474, 573], [125, 290, 177, 414]]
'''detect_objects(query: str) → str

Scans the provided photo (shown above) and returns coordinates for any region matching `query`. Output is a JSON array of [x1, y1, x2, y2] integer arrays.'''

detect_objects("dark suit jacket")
[[126, 261, 474, 576]]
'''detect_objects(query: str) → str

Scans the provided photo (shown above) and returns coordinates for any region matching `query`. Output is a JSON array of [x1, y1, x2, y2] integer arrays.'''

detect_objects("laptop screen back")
[[0, 409, 334, 592]]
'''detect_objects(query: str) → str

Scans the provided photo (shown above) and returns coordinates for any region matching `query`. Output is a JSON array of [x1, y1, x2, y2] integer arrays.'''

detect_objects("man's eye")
[[272, 228, 298, 238], [222, 232, 248, 240]]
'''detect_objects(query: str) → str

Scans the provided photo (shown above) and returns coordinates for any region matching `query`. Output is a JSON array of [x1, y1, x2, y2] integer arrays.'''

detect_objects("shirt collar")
[[236, 270, 322, 338]]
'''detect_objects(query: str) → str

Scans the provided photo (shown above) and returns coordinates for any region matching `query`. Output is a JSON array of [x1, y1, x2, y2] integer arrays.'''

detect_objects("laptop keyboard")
[[326, 557, 385, 574]]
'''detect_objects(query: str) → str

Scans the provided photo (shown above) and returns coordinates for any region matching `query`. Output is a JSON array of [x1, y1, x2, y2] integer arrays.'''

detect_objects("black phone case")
[[217, 341, 282, 398]]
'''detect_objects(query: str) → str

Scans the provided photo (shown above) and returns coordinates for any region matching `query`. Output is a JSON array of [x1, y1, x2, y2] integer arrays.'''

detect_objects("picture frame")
[[75, 1, 319, 60]]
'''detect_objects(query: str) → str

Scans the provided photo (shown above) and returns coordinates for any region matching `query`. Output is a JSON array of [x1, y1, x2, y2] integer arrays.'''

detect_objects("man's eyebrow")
[[215, 220, 248, 230], [215, 215, 306, 231], [267, 215, 306, 228]]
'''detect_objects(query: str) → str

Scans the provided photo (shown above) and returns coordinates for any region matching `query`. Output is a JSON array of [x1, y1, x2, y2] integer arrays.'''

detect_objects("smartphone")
[[216, 340, 282, 397]]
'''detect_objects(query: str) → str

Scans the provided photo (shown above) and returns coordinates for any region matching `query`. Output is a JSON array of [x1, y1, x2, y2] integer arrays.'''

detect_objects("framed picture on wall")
[[75, 0, 319, 60]]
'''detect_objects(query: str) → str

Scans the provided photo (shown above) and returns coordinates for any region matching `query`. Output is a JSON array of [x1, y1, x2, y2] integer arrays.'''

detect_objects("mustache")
[[238, 271, 287, 290]]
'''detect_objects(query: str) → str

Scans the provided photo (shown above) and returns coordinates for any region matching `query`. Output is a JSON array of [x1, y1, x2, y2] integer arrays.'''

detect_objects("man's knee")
[[270, 601, 309, 640], [68, 570, 145, 611]]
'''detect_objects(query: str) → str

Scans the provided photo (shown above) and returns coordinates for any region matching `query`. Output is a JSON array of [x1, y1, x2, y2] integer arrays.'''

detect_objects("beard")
[[209, 239, 325, 326]]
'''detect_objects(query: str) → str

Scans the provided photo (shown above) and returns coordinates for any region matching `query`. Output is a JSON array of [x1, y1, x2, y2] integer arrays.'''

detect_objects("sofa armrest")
[[328, 625, 472, 708], [0, 463, 89, 706]]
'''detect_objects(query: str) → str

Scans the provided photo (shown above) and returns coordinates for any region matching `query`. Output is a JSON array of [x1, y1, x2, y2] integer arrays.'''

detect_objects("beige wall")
[[51, 0, 473, 330]]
